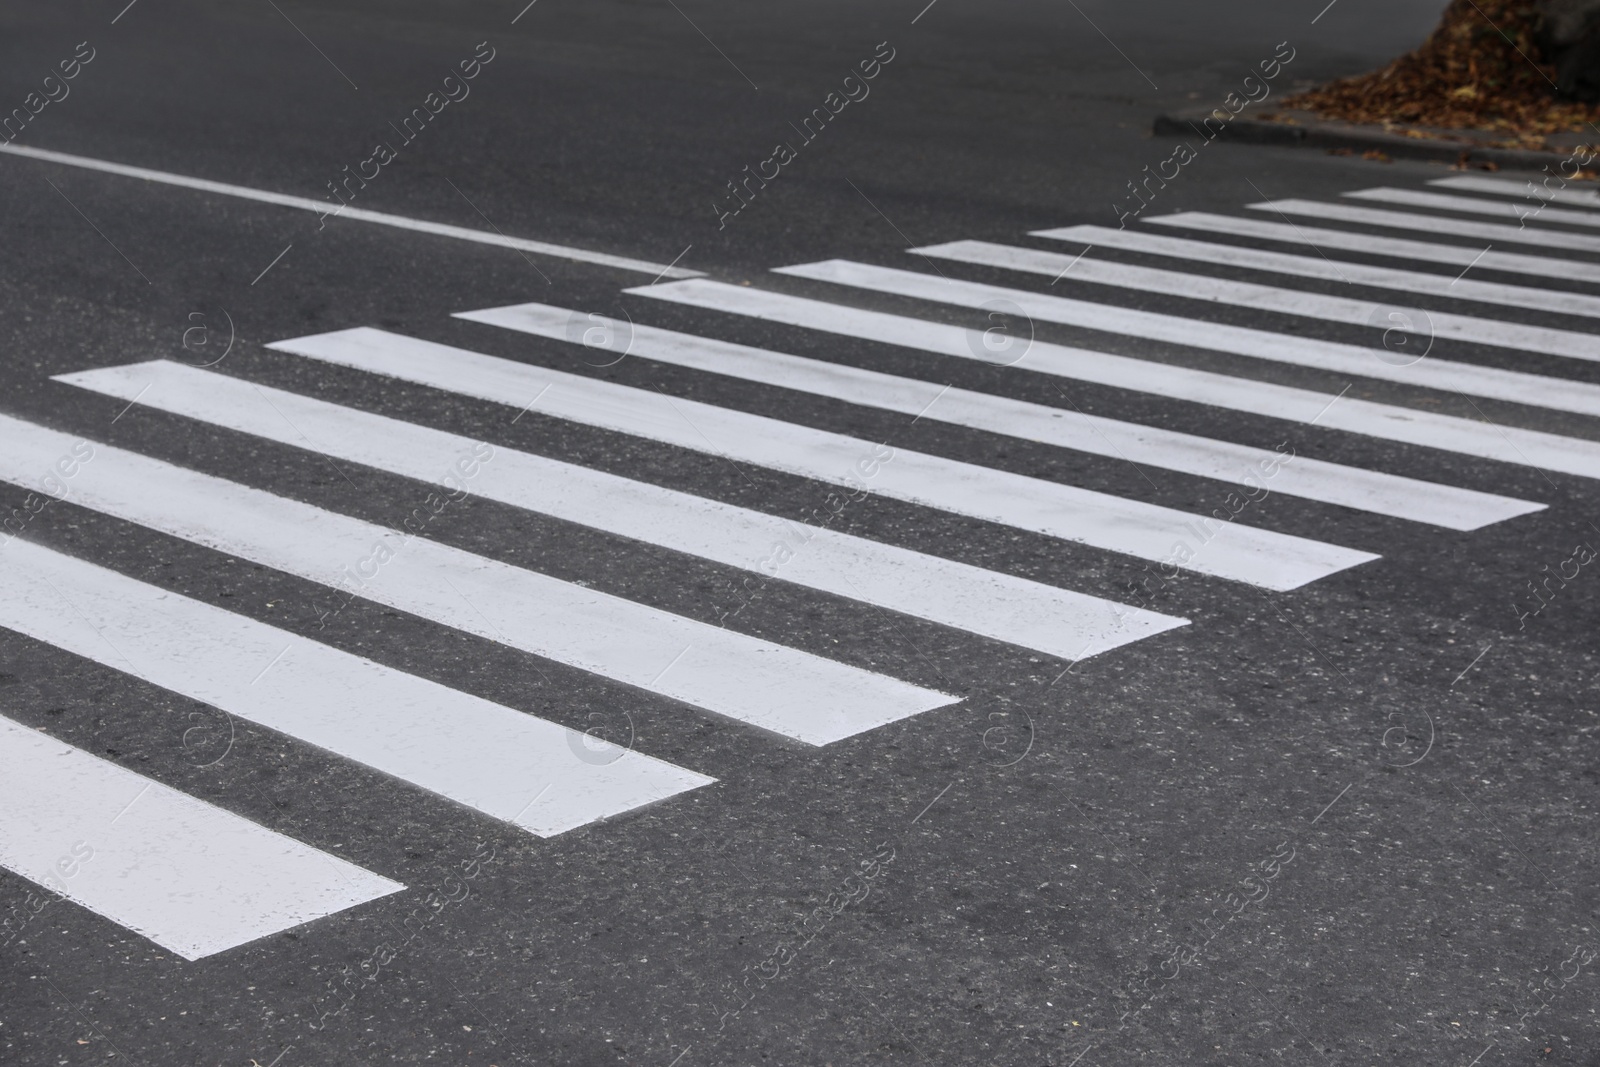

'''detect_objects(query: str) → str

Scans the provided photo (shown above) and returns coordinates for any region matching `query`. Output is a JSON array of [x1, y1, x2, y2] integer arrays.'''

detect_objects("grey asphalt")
[[3, 1, 1599, 1066]]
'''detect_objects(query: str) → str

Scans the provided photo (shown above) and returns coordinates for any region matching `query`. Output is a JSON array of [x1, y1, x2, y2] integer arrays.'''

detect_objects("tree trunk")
[[1537, 0, 1600, 100]]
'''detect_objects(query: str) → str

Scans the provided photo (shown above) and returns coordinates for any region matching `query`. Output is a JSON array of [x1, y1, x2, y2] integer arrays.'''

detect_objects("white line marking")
[[633, 276, 1600, 479], [1250, 198, 1600, 255], [0, 538, 711, 835], [61, 360, 1186, 661], [1431, 173, 1600, 208], [769, 259, 1600, 420], [0, 143, 705, 279], [0, 714, 402, 960], [1034, 225, 1600, 320], [464, 301, 1540, 530], [0, 414, 954, 746], [265, 328, 1378, 590], [1347, 186, 1600, 228], [1147, 211, 1600, 285], [914, 238, 1600, 362]]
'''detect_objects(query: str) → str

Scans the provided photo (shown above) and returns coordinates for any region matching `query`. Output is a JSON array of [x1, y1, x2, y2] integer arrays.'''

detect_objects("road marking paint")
[[1146, 211, 1600, 285], [0, 414, 955, 744], [1249, 199, 1600, 254], [1031, 224, 1600, 321], [766, 260, 1600, 418], [59, 360, 1186, 661], [1430, 174, 1600, 209], [267, 327, 1379, 590], [0, 537, 712, 836], [1347, 186, 1600, 228], [0, 142, 703, 279], [0, 714, 402, 960], [631, 277, 1600, 480], [461, 300, 1539, 531], [910, 239, 1600, 363]]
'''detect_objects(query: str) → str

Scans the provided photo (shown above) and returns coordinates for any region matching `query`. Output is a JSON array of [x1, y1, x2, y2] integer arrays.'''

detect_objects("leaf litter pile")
[[1280, 0, 1600, 152]]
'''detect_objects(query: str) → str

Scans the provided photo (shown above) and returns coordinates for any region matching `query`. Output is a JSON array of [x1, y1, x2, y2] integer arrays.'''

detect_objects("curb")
[[1152, 107, 1591, 171]]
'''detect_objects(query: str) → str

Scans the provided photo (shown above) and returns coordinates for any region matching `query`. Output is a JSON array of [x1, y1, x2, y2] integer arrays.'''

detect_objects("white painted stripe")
[[0, 415, 955, 745], [630, 278, 1600, 480], [267, 327, 1376, 590], [0, 537, 711, 836], [910, 239, 1600, 363], [57, 361, 1185, 661], [1145, 212, 1600, 286], [0, 714, 402, 960], [769, 260, 1600, 418], [1347, 187, 1600, 228], [1032, 224, 1600, 321], [1251, 199, 1600, 255], [461, 301, 1539, 531], [1430, 174, 1600, 209], [0, 142, 702, 280]]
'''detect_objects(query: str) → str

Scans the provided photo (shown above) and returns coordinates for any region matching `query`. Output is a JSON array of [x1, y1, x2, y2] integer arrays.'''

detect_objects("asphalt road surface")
[[3, 1, 1599, 1065]]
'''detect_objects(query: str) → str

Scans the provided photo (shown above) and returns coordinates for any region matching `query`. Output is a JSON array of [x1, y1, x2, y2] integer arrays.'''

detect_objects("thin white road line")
[[265, 0, 359, 90], [250, 242, 294, 286], [1252, 197, 1600, 254], [443, 177, 552, 285], [1451, 642, 1494, 686], [0, 142, 704, 278], [1310, 782, 1352, 825], [1432, 174, 1600, 208], [663, 0, 759, 91], [911, 781, 954, 823], [1350, 186, 1600, 227]]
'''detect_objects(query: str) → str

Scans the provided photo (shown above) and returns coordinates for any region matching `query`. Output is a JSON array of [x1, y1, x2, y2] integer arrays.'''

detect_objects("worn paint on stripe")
[[1031, 224, 1600, 321], [460, 301, 1539, 531], [0, 537, 711, 836], [630, 277, 1600, 480], [0, 715, 403, 960], [0, 414, 956, 745], [0, 142, 702, 279], [767, 260, 1600, 418], [59, 360, 1185, 660], [266, 328, 1378, 590], [1145, 212, 1600, 286]]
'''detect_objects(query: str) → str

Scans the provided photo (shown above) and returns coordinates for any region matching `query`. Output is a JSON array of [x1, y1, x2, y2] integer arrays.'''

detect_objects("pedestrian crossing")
[[5, 168, 1598, 959]]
